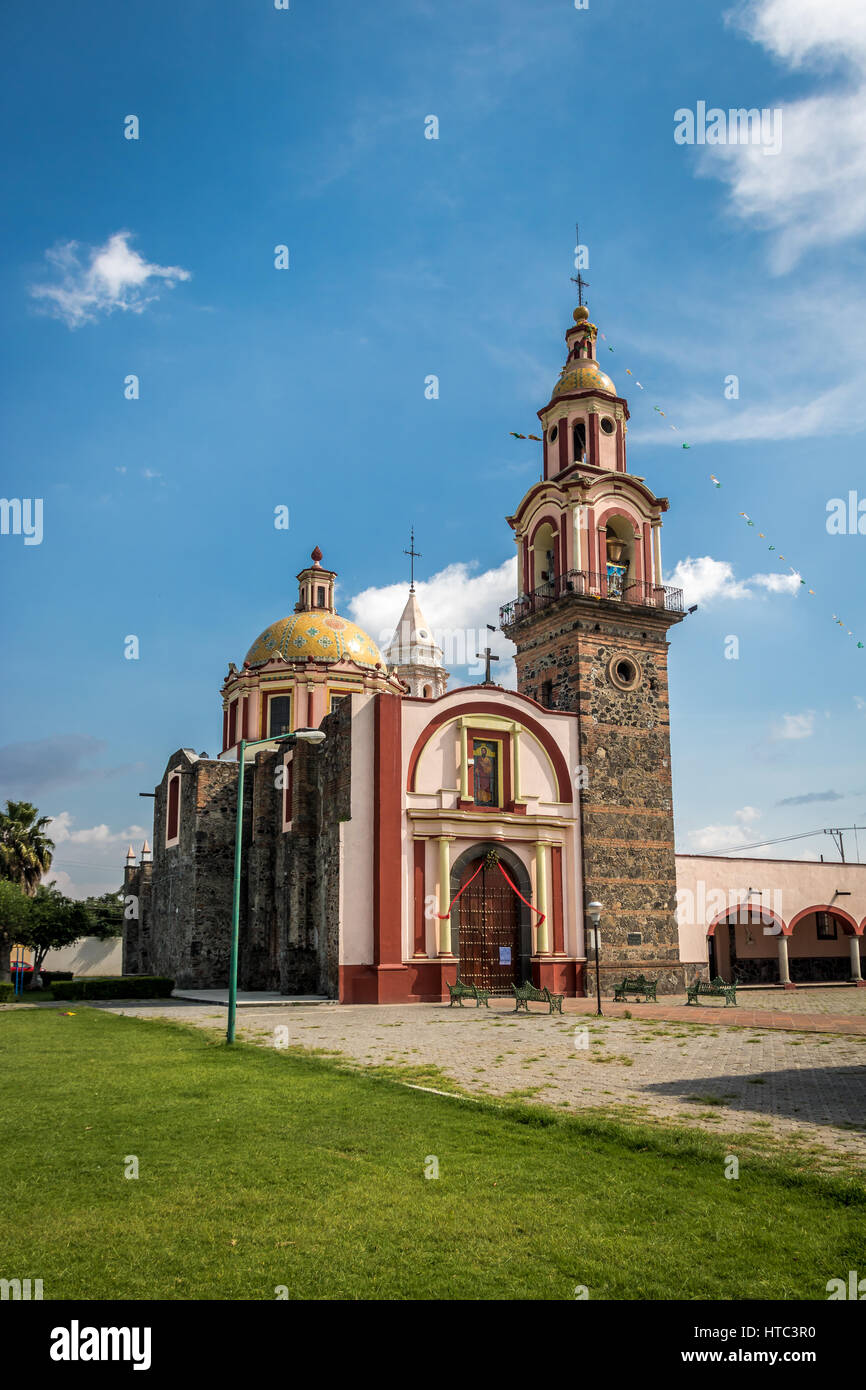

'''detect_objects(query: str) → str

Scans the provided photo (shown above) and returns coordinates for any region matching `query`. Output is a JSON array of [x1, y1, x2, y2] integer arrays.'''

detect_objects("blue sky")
[[1, 0, 865, 894]]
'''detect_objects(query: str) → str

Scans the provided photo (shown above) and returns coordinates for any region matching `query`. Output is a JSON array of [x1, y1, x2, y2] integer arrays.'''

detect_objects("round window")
[[600, 417, 616, 435], [549, 425, 558, 443], [607, 652, 642, 691]]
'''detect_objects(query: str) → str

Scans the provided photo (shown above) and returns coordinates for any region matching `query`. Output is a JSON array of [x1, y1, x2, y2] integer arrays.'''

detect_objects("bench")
[[686, 975, 737, 1008], [447, 978, 490, 1008], [613, 974, 658, 1003], [512, 980, 564, 1015]]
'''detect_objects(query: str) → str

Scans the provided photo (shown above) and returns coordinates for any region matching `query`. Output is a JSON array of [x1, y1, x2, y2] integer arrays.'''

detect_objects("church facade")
[[122, 298, 866, 1001]]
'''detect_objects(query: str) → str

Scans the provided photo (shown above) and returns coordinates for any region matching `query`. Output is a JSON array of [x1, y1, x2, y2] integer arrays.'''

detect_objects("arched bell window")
[[604, 517, 636, 599], [572, 420, 587, 463]]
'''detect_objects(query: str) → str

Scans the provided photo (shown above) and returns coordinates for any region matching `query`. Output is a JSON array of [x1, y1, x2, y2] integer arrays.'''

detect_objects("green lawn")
[[0, 1007, 862, 1300]]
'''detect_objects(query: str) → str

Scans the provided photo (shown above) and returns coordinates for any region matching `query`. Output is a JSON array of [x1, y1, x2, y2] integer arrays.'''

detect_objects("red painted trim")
[[228, 700, 238, 749], [542, 428, 549, 480], [707, 906, 787, 937], [558, 416, 568, 472], [167, 776, 180, 842], [588, 411, 600, 468], [374, 695, 403, 966], [307, 688, 314, 725], [407, 701, 572, 803], [241, 695, 249, 740], [529, 513, 561, 548], [616, 418, 625, 471], [788, 905, 859, 937], [413, 840, 426, 955], [551, 846, 564, 954]]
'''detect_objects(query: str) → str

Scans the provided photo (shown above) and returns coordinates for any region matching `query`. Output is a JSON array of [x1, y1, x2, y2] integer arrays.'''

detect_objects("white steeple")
[[385, 589, 449, 699]]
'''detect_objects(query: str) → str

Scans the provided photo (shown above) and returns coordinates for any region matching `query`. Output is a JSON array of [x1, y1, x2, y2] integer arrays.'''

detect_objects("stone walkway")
[[79, 988, 866, 1174]]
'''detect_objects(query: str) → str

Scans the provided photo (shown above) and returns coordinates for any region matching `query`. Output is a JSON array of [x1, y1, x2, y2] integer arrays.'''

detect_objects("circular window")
[[549, 425, 558, 443], [607, 652, 642, 691], [600, 417, 616, 435], [418, 630, 428, 639]]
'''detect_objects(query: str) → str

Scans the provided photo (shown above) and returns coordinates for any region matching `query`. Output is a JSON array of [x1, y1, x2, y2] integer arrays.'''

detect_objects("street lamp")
[[227, 727, 326, 1043], [587, 900, 603, 1017]]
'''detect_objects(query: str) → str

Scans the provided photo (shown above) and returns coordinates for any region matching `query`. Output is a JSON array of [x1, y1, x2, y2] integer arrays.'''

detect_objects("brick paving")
[[76, 986, 866, 1173]]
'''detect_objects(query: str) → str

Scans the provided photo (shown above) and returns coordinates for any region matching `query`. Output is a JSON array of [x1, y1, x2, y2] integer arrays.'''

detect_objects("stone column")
[[437, 836, 455, 956], [777, 933, 791, 986], [535, 842, 549, 954], [850, 934, 863, 983]]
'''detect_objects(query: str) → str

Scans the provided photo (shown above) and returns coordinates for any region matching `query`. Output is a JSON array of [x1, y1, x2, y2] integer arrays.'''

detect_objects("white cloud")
[[30, 231, 191, 328], [700, 1, 866, 270], [43, 812, 149, 899], [349, 557, 518, 687], [688, 804, 762, 851], [664, 555, 801, 606], [855, 696, 866, 711], [772, 710, 815, 740]]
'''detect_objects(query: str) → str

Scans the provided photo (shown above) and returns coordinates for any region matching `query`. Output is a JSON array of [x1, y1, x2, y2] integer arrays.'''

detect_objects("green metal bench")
[[447, 978, 490, 1008], [512, 980, 564, 1015], [686, 975, 737, 1007], [613, 974, 658, 1003]]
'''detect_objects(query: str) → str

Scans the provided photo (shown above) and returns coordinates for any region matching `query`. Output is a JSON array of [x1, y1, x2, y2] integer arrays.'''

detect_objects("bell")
[[606, 538, 626, 564]]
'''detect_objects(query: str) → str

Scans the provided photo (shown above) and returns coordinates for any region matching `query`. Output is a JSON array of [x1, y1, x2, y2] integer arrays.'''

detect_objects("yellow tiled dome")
[[553, 359, 617, 398], [245, 610, 383, 668]]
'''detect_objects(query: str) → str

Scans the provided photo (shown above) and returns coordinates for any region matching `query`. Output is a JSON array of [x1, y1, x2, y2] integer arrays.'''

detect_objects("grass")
[[0, 1007, 863, 1301]]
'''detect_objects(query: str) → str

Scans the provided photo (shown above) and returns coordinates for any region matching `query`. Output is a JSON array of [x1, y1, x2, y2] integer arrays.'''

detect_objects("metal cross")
[[404, 527, 421, 592], [476, 625, 500, 684], [570, 221, 589, 306]]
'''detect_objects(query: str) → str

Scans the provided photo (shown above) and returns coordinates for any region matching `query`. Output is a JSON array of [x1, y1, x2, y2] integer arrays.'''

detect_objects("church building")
[[122, 298, 865, 1001]]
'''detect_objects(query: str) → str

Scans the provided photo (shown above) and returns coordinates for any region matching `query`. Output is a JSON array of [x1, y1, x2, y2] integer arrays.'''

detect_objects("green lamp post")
[[227, 726, 325, 1044]]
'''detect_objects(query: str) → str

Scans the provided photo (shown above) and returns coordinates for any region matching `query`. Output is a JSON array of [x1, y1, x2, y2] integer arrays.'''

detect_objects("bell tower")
[[500, 301, 688, 992]]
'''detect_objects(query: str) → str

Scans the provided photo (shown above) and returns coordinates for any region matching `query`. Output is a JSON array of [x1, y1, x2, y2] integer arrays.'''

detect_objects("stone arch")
[[449, 842, 533, 986]]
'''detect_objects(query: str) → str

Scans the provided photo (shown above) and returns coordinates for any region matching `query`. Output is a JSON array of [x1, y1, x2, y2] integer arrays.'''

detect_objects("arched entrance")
[[450, 844, 533, 993]]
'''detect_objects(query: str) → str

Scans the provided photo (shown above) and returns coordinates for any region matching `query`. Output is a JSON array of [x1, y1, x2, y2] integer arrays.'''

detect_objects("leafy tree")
[[80, 891, 125, 939], [0, 801, 54, 895], [15, 883, 89, 988], [0, 879, 31, 981]]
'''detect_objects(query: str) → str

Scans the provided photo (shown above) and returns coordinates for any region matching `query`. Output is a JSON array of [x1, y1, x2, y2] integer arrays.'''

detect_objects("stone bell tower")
[[500, 302, 688, 992]]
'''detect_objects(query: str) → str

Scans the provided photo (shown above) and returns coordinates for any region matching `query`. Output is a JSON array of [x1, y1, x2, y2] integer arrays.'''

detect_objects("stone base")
[[585, 960, 698, 997]]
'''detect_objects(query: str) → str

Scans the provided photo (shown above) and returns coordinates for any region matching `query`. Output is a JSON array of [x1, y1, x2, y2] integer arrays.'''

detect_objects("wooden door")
[[458, 858, 520, 993]]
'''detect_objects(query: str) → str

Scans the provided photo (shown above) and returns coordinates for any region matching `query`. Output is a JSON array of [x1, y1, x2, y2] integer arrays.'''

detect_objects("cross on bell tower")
[[404, 527, 421, 593]]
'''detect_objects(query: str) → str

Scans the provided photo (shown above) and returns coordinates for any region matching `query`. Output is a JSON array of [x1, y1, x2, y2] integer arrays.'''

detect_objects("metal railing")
[[499, 568, 684, 629]]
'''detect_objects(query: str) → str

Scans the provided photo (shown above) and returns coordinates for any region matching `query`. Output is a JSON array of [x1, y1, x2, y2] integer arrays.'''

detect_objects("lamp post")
[[587, 900, 603, 1017], [227, 727, 326, 1044]]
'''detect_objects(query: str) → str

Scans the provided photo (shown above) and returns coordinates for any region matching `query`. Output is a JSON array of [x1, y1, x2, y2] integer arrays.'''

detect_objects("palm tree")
[[0, 801, 55, 896]]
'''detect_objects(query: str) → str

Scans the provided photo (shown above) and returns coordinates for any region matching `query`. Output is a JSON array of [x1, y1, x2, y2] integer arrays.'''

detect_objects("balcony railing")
[[500, 568, 684, 630]]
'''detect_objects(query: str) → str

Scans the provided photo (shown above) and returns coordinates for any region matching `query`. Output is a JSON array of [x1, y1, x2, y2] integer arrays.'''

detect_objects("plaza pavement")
[[69, 985, 866, 1173]]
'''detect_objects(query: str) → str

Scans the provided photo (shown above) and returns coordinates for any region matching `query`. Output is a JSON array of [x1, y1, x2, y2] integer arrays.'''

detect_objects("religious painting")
[[472, 739, 500, 808]]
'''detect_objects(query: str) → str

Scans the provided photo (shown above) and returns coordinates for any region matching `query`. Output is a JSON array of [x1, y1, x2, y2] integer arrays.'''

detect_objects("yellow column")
[[459, 722, 469, 801], [437, 836, 455, 955], [512, 724, 521, 804], [535, 842, 549, 954]]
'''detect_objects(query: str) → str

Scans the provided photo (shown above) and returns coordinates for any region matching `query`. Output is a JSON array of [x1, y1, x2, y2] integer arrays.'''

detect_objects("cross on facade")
[[404, 527, 421, 592], [570, 221, 589, 306], [476, 626, 500, 684]]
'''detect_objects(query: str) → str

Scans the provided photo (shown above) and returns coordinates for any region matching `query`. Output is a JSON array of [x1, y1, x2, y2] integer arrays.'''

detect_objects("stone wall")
[[124, 703, 354, 998], [511, 594, 685, 990]]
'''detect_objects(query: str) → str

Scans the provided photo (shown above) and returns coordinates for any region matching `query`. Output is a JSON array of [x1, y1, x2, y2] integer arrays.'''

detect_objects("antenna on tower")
[[570, 221, 589, 307], [404, 526, 422, 593]]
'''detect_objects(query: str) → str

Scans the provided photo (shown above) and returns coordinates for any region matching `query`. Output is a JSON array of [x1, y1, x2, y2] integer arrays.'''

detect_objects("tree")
[[15, 883, 89, 988], [0, 801, 54, 895], [80, 891, 125, 939], [0, 879, 31, 982]]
